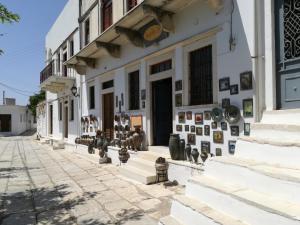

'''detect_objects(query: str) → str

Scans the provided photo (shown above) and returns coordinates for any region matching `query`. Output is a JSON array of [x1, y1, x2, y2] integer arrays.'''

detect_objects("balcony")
[[40, 59, 76, 93]]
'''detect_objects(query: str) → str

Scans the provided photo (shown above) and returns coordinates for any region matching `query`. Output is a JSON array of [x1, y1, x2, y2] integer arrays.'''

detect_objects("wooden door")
[[103, 93, 114, 140]]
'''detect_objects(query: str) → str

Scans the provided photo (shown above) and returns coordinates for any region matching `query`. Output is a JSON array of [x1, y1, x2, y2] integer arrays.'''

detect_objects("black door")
[[152, 78, 173, 146], [64, 106, 68, 138], [0, 114, 11, 132], [275, 0, 300, 109], [49, 105, 53, 135]]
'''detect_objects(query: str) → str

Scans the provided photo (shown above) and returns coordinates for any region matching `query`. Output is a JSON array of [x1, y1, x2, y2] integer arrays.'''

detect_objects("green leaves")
[[28, 91, 46, 117], [0, 3, 20, 23]]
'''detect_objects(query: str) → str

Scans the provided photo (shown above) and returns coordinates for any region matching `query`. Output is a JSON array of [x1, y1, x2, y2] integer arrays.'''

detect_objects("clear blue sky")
[[0, 0, 68, 105]]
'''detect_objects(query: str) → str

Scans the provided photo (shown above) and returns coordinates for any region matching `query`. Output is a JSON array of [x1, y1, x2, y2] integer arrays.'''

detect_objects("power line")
[[0, 82, 38, 96]]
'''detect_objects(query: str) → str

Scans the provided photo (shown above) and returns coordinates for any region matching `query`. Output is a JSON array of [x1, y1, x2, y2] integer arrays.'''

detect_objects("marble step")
[[235, 139, 300, 168], [186, 175, 300, 225], [120, 165, 156, 184], [127, 157, 156, 172], [139, 150, 171, 161], [170, 195, 250, 225], [159, 216, 184, 225], [261, 109, 300, 126]]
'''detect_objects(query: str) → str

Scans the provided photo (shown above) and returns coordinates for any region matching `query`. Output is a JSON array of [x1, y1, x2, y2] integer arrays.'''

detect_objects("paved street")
[[0, 136, 182, 225]]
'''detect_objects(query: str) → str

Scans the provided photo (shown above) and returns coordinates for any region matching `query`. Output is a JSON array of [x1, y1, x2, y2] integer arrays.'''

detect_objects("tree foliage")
[[28, 91, 46, 117]]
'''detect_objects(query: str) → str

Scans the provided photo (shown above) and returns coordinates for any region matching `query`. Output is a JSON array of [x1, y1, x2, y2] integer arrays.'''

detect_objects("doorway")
[[152, 78, 173, 146], [49, 105, 53, 135], [103, 92, 114, 140], [64, 106, 68, 138], [0, 114, 11, 132]]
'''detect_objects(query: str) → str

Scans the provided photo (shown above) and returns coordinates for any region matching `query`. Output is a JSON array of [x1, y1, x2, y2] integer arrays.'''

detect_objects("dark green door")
[[275, 0, 300, 109]]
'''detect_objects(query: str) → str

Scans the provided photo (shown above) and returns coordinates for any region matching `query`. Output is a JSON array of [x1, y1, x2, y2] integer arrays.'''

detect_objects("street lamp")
[[71, 84, 80, 97]]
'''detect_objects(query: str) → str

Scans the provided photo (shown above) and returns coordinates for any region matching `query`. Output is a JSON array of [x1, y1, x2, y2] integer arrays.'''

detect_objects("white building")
[[39, 1, 300, 224]]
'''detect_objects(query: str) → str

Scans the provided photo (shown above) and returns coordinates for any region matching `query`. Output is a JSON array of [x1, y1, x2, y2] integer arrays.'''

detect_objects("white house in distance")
[[0, 98, 35, 136], [38, 0, 300, 224]]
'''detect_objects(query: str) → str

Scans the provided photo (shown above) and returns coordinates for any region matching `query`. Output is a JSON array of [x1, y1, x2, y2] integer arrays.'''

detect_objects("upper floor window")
[[57, 53, 61, 73], [59, 102, 63, 121], [150, 59, 172, 75], [102, 0, 113, 31], [127, 0, 137, 11], [69, 39, 74, 57], [89, 86, 95, 109], [189, 45, 213, 106], [70, 99, 74, 121], [84, 18, 90, 46], [128, 70, 140, 110], [62, 51, 68, 77]]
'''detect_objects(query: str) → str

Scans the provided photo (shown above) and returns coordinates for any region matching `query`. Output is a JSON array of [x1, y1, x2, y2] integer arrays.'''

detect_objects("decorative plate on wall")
[[224, 105, 241, 124], [211, 107, 223, 122]]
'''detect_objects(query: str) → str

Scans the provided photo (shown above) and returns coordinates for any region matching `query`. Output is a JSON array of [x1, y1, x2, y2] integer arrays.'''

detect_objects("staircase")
[[159, 112, 300, 225], [120, 146, 171, 184]]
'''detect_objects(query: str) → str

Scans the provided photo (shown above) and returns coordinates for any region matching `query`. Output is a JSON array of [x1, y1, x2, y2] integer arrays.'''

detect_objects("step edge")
[[238, 136, 300, 147], [120, 165, 156, 176], [159, 215, 185, 225]]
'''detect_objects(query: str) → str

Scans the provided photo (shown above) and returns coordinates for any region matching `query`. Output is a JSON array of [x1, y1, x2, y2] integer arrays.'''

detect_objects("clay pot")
[[179, 139, 186, 160], [185, 144, 192, 161], [132, 128, 141, 151], [201, 152, 208, 163], [169, 134, 180, 160], [118, 148, 130, 163], [191, 148, 199, 163]]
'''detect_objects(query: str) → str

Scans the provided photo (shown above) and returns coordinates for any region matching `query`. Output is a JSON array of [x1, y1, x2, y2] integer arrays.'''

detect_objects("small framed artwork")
[[121, 93, 124, 106], [196, 127, 203, 136], [240, 71, 253, 90], [118, 101, 122, 113], [204, 125, 210, 136], [186, 111, 193, 120], [190, 126, 195, 133], [204, 111, 211, 120], [213, 131, 224, 144], [201, 141, 211, 154], [175, 94, 182, 107], [176, 125, 183, 132], [178, 112, 185, 123], [228, 140, 236, 155], [219, 77, 230, 91], [221, 122, 228, 131], [185, 125, 190, 132], [195, 113, 203, 125], [142, 101, 146, 109], [115, 96, 118, 108], [175, 80, 183, 91], [211, 122, 217, 129], [222, 98, 230, 109], [230, 84, 239, 95], [243, 98, 253, 117], [244, 123, 251, 136], [216, 148, 222, 156], [230, 126, 240, 136], [141, 89, 146, 100], [187, 133, 196, 145]]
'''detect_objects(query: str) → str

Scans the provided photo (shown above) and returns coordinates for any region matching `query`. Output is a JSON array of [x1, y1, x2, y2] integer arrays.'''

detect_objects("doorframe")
[[145, 52, 175, 146]]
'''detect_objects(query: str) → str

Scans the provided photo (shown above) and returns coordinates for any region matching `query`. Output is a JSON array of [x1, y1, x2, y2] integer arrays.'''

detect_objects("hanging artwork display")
[[230, 84, 239, 95], [240, 71, 253, 90], [243, 99, 253, 117], [216, 148, 222, 156], [201, 141, 210, 153], [175, 94, 182, 107], [219, 77, 230, 91], [204, 125, 210, 136], [222, 98, 230, 109], [185, 125, 190, 132], [196, 127, 203, 136], [195, 113, 203, 125], [187, 133, 196, 145], [244, 123, 251, 136], [141, 89, 146, 100], [130, 115, 143, 130], [221, 122, 228, 131], [228, 140, 236, 154], [175, 80, 183, 91], [211, 122, 217, 129], [186, 111, 193, 120], [176, 125, 183, 132], [142, 101, 146, 108], [178, 112, 185, 123], [190, 126, 195, 133], [230, 126, 240, 136], [115, 96, 118, 108], [204, 111, 212, 120], [213, 131, 224, 144], [211, 108, 223, 122]]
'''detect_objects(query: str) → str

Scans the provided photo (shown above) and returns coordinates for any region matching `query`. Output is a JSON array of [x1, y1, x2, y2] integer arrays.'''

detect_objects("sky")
[[0, 0, 68, 105]]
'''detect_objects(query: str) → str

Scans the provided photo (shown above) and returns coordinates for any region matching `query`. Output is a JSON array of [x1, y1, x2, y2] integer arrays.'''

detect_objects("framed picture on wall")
[[204, 125, 210, 136], [185, 125, 190, 132], [141, 89, 146, 100], [178, 112, 185, 123], [230, 84, 239, 95], [219, 77, 230, 91], [175, 94, 182, 107], [142, 101, 146, 109], [176, 125, 183, 132], [211, 122, 217, 129], [115, 96, 118, 108], [213, 131, 224, 144], [230, 126, 240, 136], [196, 127, 203, 136], [240, 71, 253, 90], [222, 98, 230, 109], [187, 133, 196, 145], [201, 141, 211, 154], [186, 111, 193, 120], [195, 113, 203, 125], [190, 125, 195, 133], [243, 98, 253, 117], [228, 140, 236, 154], [216, 148, 222, 156], [204, 111, 211, 120], [244, 123, 251, 136], [221, 122, 228, 131], [175, 80, 183, 91]]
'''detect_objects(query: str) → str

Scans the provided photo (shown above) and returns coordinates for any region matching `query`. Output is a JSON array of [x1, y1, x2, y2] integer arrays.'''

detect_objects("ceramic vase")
[[191, 148, 199, 163], [179, 139, 186, 160], [185, 144, 192, 161], [169, 134, 180, 160]]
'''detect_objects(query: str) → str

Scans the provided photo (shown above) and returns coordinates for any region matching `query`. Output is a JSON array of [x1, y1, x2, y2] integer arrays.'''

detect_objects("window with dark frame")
[[127, 0, 137, 11], [128, 70, 140, 110], [150, 59, 172, 75], [84, 18, 90, 46], [70, 100, 74, 121], [102, 80, 114, 89], [102, 0, 113, 32], [57, 53, 61, 73], [89, 86, 95, 109], [59, 102, 62, 121], [189, 45, 213, 106], [70, 39, 74, 57]]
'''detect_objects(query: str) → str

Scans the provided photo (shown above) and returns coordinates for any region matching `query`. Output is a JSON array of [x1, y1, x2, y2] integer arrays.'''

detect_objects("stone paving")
[[0, 136, 184, 225]]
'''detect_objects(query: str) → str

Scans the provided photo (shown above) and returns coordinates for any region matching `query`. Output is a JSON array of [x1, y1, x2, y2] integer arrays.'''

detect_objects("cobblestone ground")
[[0, 136, 183, 225]]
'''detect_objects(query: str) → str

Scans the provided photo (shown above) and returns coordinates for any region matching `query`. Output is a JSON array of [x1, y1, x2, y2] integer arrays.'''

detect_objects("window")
[[102, 80, 114, 89], [63, 52, 68, 77], [127, 0, 137, 11], [102, 0, 113, 31], [70, 39, 74, 57], [84, 18, 90, 46], [189, 45, 213, 106], [59, 102, 62, 121], [20, 114, 22, 123], [150, 59, 172, 75], [57, 53, 61, 73], [128, 70, 140, 110], [70, 100, 74, 121], [89, 86, 95, 109]]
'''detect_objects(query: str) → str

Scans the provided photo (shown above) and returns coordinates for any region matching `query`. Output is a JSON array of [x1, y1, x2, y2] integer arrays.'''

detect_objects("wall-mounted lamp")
[[71, 84, 80, 97]]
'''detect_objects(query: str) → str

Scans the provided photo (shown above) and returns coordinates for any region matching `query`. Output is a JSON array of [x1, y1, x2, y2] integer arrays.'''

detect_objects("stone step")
[[159, 216, 184, 225], [127, 157, 156, 172], [170, 195, 250, 225], [139, 150, 171, 161], [204, 157, 300, 205], [119, 165, 156, 184], [235, 139, 300, 168], [261, 109, 300, 126], [186, 175, 300, 225]]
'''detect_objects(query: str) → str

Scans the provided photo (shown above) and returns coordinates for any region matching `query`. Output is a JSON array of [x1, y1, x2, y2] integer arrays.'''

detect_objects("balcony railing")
[[40, 59, 76, 84]]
